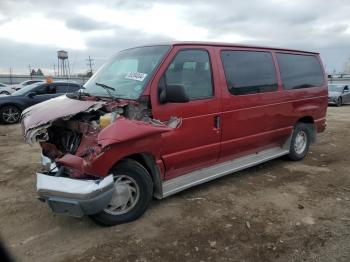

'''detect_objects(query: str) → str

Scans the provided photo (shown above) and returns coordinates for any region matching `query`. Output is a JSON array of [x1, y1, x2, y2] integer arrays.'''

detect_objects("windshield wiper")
[[95, 82, 117, 100], [95, 82, 115, 91]]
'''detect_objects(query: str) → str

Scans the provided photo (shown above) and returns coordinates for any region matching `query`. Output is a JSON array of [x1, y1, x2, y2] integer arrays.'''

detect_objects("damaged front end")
[[22, 94, 180, 217]]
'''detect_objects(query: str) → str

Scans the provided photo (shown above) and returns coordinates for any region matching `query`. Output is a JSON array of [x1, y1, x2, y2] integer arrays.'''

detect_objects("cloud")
[[65, 16, 113, 32], [0, 0, 349, 73]]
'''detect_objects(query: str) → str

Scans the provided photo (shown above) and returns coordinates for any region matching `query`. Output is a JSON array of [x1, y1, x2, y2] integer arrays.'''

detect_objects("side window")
[[33, 84, 48, 95], [220, 51, 278, 95], [277, 53, 324, 90], [66, 84, 81, 92], [47, 84, 57, 94], [164, 49, 213, 100], [56, 85, 70, 93]]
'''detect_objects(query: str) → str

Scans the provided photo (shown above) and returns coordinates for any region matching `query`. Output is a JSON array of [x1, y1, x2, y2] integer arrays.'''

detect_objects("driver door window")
[[164, 49, 213, 100], [33, 84, 48, 95]]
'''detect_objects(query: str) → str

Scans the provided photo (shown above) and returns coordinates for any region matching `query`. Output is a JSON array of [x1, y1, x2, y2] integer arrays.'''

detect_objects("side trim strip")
[[162, 146, 289, 198]]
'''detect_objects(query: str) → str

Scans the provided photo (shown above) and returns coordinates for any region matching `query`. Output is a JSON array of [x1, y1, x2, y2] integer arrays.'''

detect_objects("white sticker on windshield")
[[125, 72, 148, 82]]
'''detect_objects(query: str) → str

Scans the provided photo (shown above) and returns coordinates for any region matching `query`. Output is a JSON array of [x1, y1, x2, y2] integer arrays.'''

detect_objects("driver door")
[[150, 46, 222, 180]]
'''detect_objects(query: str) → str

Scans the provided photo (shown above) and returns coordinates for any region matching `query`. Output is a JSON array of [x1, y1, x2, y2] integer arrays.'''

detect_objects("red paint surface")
[[34, 42, 328, 180]]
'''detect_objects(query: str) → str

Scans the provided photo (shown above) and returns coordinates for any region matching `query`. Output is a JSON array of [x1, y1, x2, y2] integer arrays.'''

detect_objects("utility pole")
[[28, 64, 32, 79], [53, 63, 56, 76], [86, 56, 94, 76], [9, 67, 13, 85]]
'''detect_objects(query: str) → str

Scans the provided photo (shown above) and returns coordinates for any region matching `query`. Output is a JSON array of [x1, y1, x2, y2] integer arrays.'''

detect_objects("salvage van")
[[21, 42, 327, 226]]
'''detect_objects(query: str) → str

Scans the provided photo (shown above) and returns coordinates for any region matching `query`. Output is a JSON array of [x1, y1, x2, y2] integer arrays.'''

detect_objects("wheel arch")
[[295, 116, 316, 143], [117, 153, 163, 199], [0, 103, 23, 111]]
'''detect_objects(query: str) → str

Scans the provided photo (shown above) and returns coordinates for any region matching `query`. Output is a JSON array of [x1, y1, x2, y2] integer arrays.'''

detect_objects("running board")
[[161, 147, 289, 198]]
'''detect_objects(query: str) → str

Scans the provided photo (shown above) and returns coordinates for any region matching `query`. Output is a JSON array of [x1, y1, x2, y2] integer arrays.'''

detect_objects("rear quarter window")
[[276, 53, 324, 90]]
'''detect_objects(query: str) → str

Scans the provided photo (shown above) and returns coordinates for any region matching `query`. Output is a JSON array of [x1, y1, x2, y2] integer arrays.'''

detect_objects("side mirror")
[[159, 82, 189, 104], [27, 92, 36, 98]]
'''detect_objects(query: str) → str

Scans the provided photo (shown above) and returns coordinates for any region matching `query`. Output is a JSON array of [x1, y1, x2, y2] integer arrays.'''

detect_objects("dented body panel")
[[22, 95, 104, 140], [21, 94, 177, 179], [20, 42, 328, 219]]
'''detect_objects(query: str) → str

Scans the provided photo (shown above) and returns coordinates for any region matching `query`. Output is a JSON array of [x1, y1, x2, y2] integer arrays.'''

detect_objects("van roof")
[[135, 41, 319, 55]]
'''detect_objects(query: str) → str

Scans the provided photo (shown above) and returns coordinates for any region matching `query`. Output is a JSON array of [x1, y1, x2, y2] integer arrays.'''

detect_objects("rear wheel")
[[0, 105, 21, 124], [287, 123, 311, 161], [336, 97, 342, 107], [90, 159, 153, 226]]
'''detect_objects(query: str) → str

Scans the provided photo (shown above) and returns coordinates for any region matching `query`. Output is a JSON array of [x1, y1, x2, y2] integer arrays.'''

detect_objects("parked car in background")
[[0, 83, 14, 95], [21, 42, 328, 226], [328, 84, 350, 106], [10, 80, 45, 91], [0, 81, 82, 124]]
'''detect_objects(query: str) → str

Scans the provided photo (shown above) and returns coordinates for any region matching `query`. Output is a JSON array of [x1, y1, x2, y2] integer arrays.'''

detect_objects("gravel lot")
[[0, 106, 350, 262]]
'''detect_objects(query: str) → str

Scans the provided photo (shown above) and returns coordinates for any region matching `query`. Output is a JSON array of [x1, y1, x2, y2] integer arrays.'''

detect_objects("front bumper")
[[41, 154, 58, 172], [37, 173, 115, 217], [328, 97, 337, 104]]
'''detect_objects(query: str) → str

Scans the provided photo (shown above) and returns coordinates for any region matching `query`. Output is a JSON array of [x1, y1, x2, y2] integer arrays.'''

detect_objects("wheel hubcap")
[[2, 107, 20, 123], [294, 130, 307, 155], [104, 175, 140, 215]]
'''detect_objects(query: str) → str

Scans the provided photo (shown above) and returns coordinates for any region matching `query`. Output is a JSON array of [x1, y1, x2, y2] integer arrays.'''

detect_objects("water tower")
[[57, 50, 70, 77]]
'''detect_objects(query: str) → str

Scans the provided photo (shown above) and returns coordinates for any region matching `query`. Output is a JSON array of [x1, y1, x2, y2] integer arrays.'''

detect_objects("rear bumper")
[[37, 173, 115, 217]]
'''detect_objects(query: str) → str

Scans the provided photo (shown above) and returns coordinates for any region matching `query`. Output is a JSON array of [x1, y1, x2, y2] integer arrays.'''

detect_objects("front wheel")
[[287, 123, 311, 161], [0, 91, 10, 95], [0, 105, 21, 124], [90, 159, 153, 226], [336, 97, 342, 107]]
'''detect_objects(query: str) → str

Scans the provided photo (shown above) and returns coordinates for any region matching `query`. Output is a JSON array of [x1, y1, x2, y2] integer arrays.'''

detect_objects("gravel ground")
[[0, 106, 350, 262]]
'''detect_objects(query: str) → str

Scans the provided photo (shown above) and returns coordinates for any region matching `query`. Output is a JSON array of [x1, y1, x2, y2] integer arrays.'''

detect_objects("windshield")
[[12, 82, 43, 96], [328, 84, 345, 92], [84, 45, 170, 99]]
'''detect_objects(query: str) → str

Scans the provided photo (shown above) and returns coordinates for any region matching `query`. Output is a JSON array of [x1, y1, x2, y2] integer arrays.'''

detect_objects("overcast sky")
[[0, 0, 349, 75]]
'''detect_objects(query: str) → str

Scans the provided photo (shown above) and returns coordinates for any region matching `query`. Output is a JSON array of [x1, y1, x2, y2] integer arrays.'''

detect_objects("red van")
[[21, 42, 327, 226]]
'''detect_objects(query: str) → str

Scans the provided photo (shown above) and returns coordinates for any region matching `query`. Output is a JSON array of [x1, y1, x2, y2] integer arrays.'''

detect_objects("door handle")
[[214, 116, 221, 129]]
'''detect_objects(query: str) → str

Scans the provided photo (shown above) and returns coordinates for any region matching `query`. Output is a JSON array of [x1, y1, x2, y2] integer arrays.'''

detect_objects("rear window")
[[220, 51, 278, 95], [277, 53, 324, 90]]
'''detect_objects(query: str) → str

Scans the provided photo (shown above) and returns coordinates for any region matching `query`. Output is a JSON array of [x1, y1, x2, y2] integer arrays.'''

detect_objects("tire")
[[0, 91, 10, 95], [287, 123, 311, 161], [90, 159, 153, 226], [336, 97, 342, 107], [0, 105, 21, 124]]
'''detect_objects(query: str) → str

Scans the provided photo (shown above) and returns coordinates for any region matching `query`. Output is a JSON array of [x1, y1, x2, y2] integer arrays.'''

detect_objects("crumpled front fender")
[[97, 117, 173, 148], [56, 118, 173, 178]]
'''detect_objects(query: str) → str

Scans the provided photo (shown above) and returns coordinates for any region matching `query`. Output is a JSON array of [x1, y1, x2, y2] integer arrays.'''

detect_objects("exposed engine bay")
[[21, 94, 181, 179]]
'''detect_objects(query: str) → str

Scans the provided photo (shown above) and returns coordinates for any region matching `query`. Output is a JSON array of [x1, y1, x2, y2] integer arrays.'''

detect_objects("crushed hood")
[[21, 95, 104, 144]]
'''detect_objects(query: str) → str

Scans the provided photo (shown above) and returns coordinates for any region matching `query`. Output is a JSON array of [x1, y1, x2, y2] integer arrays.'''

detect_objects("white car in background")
[[0, 83, 14, 95], [10, 80, 45, 91]]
